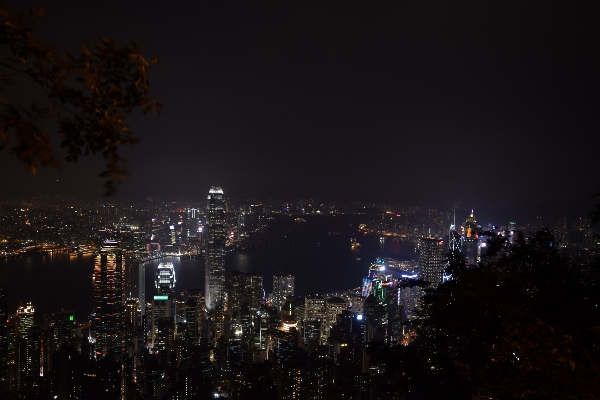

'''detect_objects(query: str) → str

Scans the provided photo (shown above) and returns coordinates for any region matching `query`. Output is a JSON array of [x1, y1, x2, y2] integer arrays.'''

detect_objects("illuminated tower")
[[448, 209, 461, 253], [205, 187, 226, 311], [14, 302, 38, 397], [93, 240, 126, 358], [15, 302, 34, 340], [272, 274, 295, 311], [152, 262, 176, 350], [418, 238, 445, 288], [462, 211, 480, 265]]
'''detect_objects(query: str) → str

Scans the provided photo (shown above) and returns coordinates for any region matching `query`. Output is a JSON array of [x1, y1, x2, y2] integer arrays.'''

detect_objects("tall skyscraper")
[[15, 302, 34, 340], [152, 262, 176, 350], [272, 274, 295, 311], [42, 309, 75, 376], [461, 211, 480, 265], [184, 289, 204, 345], [227, 270, 245, 318], [242, 272, 264, 311], [93, 240, 126, 358], [125, 261, 145, 326], [448, 209, 461, 254], [14, 303, 38, 397], [303, 295, 326, 345], [205, 187, 226, 311], [418, 238, 445, 288], [228, 270, 264, 326], [555, 217, 568, 248]]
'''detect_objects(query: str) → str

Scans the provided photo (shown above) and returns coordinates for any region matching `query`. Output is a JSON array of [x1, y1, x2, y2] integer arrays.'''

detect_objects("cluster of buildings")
[[0, 188, 597, 399]]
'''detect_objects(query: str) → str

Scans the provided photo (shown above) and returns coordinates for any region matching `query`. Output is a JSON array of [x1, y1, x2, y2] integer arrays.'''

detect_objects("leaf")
[[0, 5, 160, 195], [569, 361, 575, 371]]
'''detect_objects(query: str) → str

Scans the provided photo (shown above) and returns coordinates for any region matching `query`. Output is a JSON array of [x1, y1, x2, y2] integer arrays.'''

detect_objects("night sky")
[[2, 1, 599, 219]]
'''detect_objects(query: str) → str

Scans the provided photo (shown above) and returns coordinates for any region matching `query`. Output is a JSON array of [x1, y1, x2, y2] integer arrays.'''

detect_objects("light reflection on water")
[[0, 215, 415, 323], [0, 252, 95, 324]]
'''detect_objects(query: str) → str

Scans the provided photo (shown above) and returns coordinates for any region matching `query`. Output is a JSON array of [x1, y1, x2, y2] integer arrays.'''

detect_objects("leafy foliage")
[[418, 231, 600, 399], [0, 5, 161, 195]]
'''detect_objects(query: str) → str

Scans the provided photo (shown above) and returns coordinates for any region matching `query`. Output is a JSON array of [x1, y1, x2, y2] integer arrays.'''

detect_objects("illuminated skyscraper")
[[228, 270, 245, 318], [155, 262, 176, 294], [184, 289, 204, 345], [152, 262, 176, 350], [448, 209, 461, 253], [461, 211, 480, 265], [125, 261, 145, 326], [15, 302, 34, 340], [243, 272, 264, 311], [93, 240, 126, 357], [42, 310, 76, 376], [555, 217, 568, 248], [205, 187, 226, 311], [303, 295, 326, 345], [14, 303, 38, 396], [272, 274, 295, 311], [418, 238, 445, 288]]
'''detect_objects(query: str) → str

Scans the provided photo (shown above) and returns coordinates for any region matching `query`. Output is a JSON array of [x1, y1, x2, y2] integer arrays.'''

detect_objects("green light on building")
[[69, 315, 74, 321], [154, 295, 169, 301]]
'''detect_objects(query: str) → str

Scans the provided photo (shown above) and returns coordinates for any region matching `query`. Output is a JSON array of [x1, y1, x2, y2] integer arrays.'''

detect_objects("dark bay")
[[0, 214, 415, 323]]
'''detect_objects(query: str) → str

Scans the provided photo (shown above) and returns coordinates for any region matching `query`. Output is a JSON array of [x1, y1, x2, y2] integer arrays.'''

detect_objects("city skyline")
[[0, 1, 597, 221], [0, 186, 597, 397], [1, 2, 599, 392]]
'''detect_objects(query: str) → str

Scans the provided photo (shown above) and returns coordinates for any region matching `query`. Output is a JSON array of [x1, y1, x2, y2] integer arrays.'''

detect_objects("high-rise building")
[[14, 303, 38, 397], [152, 262, 175, 350], [42, 309, 75, 376], [461, 212, 480, 265], [578, 217, 594, 250], [124, 298, 141, 333], [185, 289, 204, 345], [155, 262, 176, 295], [418, 238, 445, 288], [125, 261, 145, 326], [205, 187, 226, 311], [325, 297, 347, 341], [243, 272, 264, 312], [272, 274, 295, 311], [93, 240, 126, 358], [16, 302, 35, 340], [448, 209, 461, 254], [227, 270, 245, 319], [227, 270, 264, 355], [555, 217, 568, 248], [303, 295, 326, 345]]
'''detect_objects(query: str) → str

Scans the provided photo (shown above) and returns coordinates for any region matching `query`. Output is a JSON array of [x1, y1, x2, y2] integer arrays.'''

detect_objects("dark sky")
[[2, 1, 599, 218]]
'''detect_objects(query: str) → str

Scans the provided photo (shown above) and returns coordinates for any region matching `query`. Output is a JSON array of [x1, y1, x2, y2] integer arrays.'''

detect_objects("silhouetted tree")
[[0, 5, 161, 195], [417, 230, 600, 399]]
